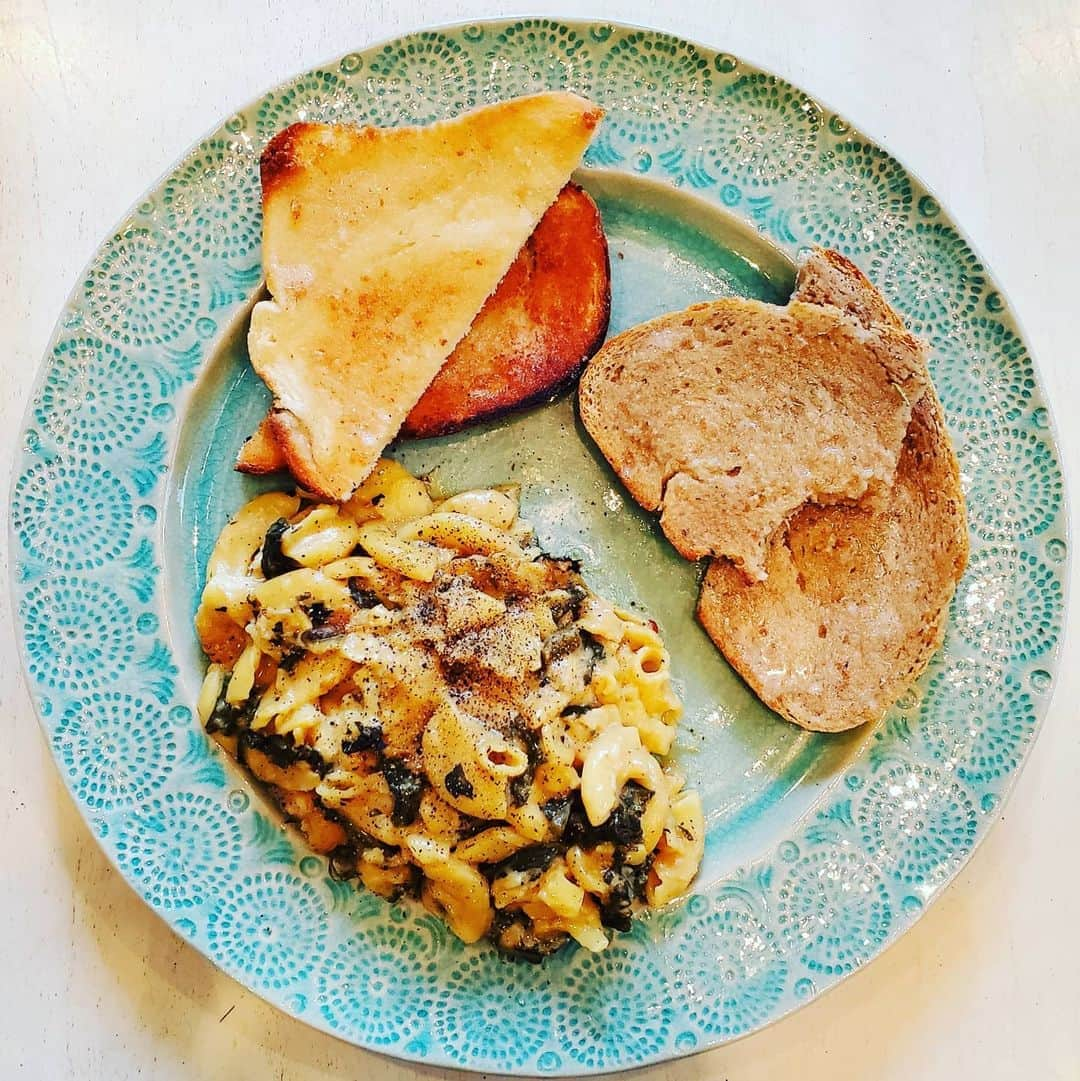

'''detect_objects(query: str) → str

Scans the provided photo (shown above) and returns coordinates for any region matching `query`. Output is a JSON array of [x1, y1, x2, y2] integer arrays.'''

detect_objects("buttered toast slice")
[[248, 93, 603, 500], [237, 182, 610, 472]]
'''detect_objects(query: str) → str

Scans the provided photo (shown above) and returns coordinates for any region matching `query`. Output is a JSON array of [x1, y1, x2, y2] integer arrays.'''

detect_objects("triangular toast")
[[248, 92, 603, 499], [237, 182, 610, 472]]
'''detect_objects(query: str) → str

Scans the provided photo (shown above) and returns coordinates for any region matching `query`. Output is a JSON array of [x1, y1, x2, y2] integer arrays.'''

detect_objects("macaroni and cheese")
[[195, 460, 703, 958]]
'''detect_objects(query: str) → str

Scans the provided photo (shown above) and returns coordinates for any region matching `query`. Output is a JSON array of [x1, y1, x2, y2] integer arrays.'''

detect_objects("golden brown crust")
[[580, 106, 603, 132], [235, 415, 286, 474], [402, 183, 610, 437], [266, 408, 329, 495], [260, 122, 322, 200], [237, 183, 611, 470], [249, 93, 603, 501]]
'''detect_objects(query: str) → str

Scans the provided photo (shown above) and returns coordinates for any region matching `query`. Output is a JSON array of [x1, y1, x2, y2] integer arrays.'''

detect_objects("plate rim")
[[9, 15, 1071, 1074]]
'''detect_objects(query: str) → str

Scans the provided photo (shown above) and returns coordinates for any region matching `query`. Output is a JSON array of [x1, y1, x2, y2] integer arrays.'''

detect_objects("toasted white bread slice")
[[237, 182, 610, 473], [248, 93, 603, 500], [577, 270, 927, 579]]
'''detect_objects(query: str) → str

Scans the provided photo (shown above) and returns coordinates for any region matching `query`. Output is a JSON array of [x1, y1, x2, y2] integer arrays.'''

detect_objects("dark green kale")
[[509, 773, 533, 808], [486, 844, 562, 881], [278, 647, 304, 673], [260, 518, 299, 579], [563, 782, 651, 848], [541, 627, 585, 667], [382, 758, 424, 826], [444, 764, 476, 799], [203, 677, 256, 737], [240, 728, 328, 776], [560, 704, 591, 717], [548, 583, 589, 625], [579, 628, 607, 665], [489, 909, 569, 962], [341, 721, 384, 755], [540, 794, 573, 833], [507, 722, 542, 807], [348, 578, 380, 609], [302, 600, 331, 625], [599, 856, 652, 932]]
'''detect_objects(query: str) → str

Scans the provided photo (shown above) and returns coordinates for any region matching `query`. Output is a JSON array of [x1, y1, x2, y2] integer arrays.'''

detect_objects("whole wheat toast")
[[581, 247, 967, 731], [578, 269, 927, 579], [248, 93, 602, 500], [237, 182, 609, 473], [697, 387, 967, 731], [694, 249, 967, 731]]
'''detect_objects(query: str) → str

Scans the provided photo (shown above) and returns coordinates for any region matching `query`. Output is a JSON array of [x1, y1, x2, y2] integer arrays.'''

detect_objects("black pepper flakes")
[[444, 764, 475, 799]]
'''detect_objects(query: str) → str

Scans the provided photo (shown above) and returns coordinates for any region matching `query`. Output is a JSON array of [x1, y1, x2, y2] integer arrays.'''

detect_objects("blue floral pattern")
[[595, 32, 711, 149], [854, 763, 978, 890], [672, 900, 788, 1037], [207, 872, 328, 989], [12, 458, 133, 571], [931, 316, 1036, 423], [52, 692, 178, 811], [255, 70, 364, 140], [695, 73, 822, 189], [34, 336, 153, 454], [366, 32, 477, 126], [432, 951, 554, 1068], [21, 576, 134, 694], [795, 140, 912, 255], [953, 546, 1062, 659], [163, 139, 262, 261], [115, 792, 242, 908], [955, 420, 1063, 543], [484, 20, 593, 102], [917, 658, 1037, 784], [82, 225, 202, 346], [317, 923, 437, 1046], [552, 946, 674, 1070], [870, 221, 986, 335], [11, 19, 1066, 1074], [777, 847, 893, 975]]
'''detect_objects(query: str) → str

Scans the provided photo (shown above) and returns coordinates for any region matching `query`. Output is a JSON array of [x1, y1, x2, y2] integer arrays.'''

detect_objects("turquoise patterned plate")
[[11, 19, 1068, 1074]]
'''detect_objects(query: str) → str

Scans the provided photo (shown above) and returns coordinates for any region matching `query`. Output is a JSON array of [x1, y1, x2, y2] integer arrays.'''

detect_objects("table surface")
[[3, 1, 1078, 1077]]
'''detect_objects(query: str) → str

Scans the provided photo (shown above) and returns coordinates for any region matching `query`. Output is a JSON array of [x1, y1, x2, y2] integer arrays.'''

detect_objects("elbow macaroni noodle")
[[195, 459, 703, 958]]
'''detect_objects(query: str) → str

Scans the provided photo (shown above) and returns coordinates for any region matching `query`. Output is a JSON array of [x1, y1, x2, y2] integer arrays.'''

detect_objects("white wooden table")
[[2, 1, 1078, 1077]]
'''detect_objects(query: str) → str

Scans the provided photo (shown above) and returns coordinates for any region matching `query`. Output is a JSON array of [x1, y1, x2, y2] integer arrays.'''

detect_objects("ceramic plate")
[[11, 19, 1068, 1074]]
